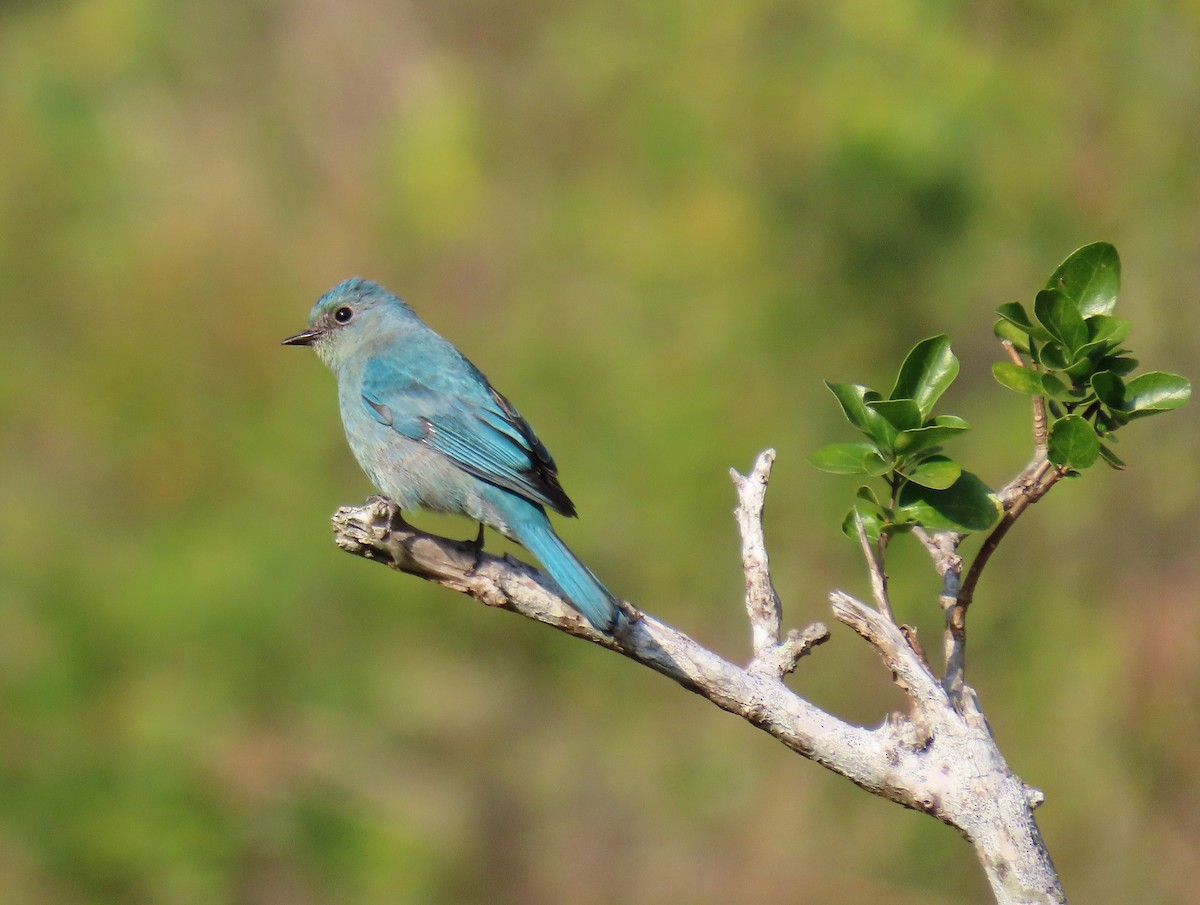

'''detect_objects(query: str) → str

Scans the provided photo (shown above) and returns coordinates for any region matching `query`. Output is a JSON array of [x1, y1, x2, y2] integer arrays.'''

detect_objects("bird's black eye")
[[334, 306, 353, 324]]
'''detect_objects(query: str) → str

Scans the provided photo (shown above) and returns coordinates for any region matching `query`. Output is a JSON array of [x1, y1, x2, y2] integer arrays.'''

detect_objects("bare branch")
[[333, 499, 875, 789], [730, 449, 784, 657], [851, 511, 891, 620], [730, 450, 833, 677], [829, 591, 941, 728], [327, 452, 1066, 904], [912, 526, 963, 579], [752, 623, 832, 678]]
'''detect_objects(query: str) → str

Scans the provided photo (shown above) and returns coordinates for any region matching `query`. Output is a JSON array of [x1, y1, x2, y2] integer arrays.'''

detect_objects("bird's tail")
[[516, 518, 619, 633]]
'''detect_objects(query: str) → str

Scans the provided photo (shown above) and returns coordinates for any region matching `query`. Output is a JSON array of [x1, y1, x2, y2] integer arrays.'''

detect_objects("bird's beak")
[[281, 328, 322, 346]]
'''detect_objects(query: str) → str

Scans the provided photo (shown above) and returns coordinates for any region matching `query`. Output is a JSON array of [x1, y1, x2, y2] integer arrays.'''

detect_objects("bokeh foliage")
[[1, 1, 1198, 902]]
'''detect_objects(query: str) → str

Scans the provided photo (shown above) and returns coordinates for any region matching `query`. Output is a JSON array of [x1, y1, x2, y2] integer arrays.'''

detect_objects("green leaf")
[[824, 382, 897, 449], [1122, 371, 1191, 417], [1034, 289, 1088, 354], [931, 414, 969, 429], [1040, 372, 1078, 400], [992, 361, 1044, 395], [903, 455, 962, 490], [1027, 338, 1043, 369], [855, 485, 882, 508], [991, 362, 1080, 399], [1077, 337, 1116, 363], [1047, 415, 1101, 468], [891, 414, 970, 455], [889, 334, 960, 418], [809, 442, 889, 475], [1038, 341, 1069, 371], [995, 302, 1052, 341], [1104, 356, 1139, 375], [1098, 444, 1127, 470], [1086, 315, 1130, 346], [1062, 348, 1102, 381], [1094, 411, 1121, 435], [993, 319, 1032, 353], [1045, 242, 1121, 317], [868, 398, 922, 431], [897, 471, 1001, 533], [1090, 371, 1125, 408], [841, 507, 884, 544]]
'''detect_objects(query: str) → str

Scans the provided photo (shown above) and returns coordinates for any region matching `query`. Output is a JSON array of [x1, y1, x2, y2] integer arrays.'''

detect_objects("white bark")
[[329, 450, 1066, 904]]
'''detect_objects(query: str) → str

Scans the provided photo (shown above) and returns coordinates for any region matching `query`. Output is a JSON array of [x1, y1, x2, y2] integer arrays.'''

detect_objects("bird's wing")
[[360, 355, 577, 517]]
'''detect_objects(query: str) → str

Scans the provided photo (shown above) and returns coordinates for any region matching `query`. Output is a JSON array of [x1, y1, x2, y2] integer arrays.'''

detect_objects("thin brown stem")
[[1001, 340, 1049, 453], [960, 462, 1064, 612], [943, 460, 1067, 695]]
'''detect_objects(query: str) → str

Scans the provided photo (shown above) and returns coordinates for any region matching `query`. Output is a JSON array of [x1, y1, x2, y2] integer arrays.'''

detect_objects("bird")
[[283, 278, 619, 633]]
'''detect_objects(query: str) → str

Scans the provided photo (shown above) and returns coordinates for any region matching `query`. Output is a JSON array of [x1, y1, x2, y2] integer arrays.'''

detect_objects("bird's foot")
[[466, 522, 486, 572], [334, 496, 410, 563], [361, 495, 410, 534]]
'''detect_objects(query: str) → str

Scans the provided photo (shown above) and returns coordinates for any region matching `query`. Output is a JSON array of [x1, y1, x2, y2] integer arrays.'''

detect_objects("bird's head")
[[282, 278, 412, 367]]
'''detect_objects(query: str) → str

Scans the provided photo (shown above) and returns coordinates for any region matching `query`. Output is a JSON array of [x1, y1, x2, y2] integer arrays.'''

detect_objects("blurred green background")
[[2, 1, 1197, 902]]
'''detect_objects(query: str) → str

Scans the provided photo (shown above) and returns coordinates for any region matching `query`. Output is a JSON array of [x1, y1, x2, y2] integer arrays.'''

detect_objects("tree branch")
[[327, 451, 1065, 904], [915, 344, 1070, 700], [730, 450, 784, 660]]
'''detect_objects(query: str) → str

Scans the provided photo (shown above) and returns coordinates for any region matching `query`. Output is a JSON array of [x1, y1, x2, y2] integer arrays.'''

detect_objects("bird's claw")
[[467, 522, 486, 572]]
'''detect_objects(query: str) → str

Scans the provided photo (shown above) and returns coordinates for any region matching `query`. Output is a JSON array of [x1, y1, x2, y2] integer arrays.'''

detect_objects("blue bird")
[[283, 279, 619, 633]]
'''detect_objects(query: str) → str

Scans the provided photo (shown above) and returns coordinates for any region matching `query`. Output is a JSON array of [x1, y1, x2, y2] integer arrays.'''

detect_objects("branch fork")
[[731, 450, 831, 677]]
